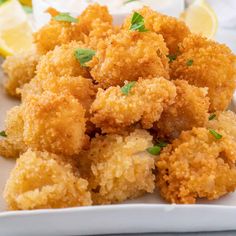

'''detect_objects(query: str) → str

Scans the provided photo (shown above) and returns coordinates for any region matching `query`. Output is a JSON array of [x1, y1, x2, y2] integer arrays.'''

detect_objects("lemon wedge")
[[19, 0, 32, 6], [180, 0, 218, 38], [0, 0, 33, 57]]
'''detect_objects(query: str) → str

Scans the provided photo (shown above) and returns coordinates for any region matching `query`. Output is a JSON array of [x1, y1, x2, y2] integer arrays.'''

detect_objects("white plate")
[[1, 18, 236, 236]]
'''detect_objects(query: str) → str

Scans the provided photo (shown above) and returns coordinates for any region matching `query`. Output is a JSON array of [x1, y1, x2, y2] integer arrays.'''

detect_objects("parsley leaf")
[[54, 13, 78, 23], [23, 6, 33, 14], [209, 114, 216, 121], [147, 145, 162, 155], [74, 48, 96, 67], [186, 59, 193, 66], [0, 0, 8, 6], [121, 81, 136, 95], [129, 12, 148, 32], [157, 140, 168, 148], [209, 129, 222, 140], [0, 130, 7, 137], [167, 54, 177, 63], [124, 0, 139, 4]]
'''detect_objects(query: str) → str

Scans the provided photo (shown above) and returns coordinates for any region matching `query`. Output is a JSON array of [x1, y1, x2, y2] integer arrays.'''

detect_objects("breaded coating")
[[4, 149, 92, 210], [91, 77, 176, 133], [2, 48, 40, 97], [88, 31, 169, 88], [170, 34, 236, 111], [36, 41, 90, 80], [157, 127, 236, 204], [79, 129, 155, 204], [154, 80, 210, 139], [34, 4, 112, 54], [22, 91, 87, 156], [207, 110, 236, 139], [0, 106, 26, 158], [123, 6, 190, 55]]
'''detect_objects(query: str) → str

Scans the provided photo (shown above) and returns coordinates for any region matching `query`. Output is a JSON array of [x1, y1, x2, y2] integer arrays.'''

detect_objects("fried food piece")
[[34, 4, 112, 54], [0, 106, 26, 158], [91, 77, 176, 133], [123, 6, 190, 55], [4, 149, 92, 210], [154, 80, 210, 139], [157, 127, 236, 204], [22, 91, 87, 156], [88, 31, 169, 88], [170, 34, 236, 112], [79, 129, 155, 204], [207, 110, 236, 139], [36, 41, 90, 80], [2, 48, 40, 97]]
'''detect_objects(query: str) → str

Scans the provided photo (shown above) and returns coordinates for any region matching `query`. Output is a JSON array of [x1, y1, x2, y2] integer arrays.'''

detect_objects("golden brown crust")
[[78, 129, 155, 204], [170, 34, 236, 112], [156, 127, 236, 204], [88, 30, 169, 88], [91, 77, 176, 133], [154, 79, 210, 139], [4, 149, 92, 210]]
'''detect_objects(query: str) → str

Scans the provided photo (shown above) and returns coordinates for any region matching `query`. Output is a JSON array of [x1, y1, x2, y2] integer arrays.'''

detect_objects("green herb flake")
[[121, 81, 136, 95], [209, 114, 216, 121], [157, 140, 168, 148], [22, 6, 33, 14], [167, 54, 177, 63], [74, 48, 96, 67], [124, 0, 139, 4], [54, 13, 78, 23], [209, 129, 222, 140], [147, 145, 162, 155], [0, 130, 7, 137], [129, 12, 148, 32], [186, 59, 194, 66]]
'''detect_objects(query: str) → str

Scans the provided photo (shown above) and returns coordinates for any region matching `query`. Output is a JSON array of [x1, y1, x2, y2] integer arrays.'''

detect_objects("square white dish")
[[1, 13, 236, 236]]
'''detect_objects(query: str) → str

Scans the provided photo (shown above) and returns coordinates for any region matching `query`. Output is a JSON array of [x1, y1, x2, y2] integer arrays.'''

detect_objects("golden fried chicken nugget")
[[155, 80, 210, 139], [88, 30, 169, 88], [4, 149, 92, 210], [79, 129, 155, 204], [0, 106, 26, 158], [34, 4, 112, 54], [36, 41, 90, 80], [2, 48, 40, 97], [22, 91, 87, 156], [123, 6, 190, 55], [170, 34, 236, 111], [157, 127, 236, 204], [91, 77, 176, 133]]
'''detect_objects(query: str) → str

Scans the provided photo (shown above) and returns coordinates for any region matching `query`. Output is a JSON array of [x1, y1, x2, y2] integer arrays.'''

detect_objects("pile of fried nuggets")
[[1, 4, 236, 210]]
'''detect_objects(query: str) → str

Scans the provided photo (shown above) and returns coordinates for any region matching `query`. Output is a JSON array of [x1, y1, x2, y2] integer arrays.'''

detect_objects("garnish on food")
[[209, 114, 216, 120], [0, 130, 7, 137], [121, 81, 136, 95], [74, 48, 96, 67], [167, 54, 177, 63], [129, 12, 148, 32], [54, 13, 78, 23], [209, 129, 222, 140], [147, 145, 161, 155], [186, 59, 194, 66]]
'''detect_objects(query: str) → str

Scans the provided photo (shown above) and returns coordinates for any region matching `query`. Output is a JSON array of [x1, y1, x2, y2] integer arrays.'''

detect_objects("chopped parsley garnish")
[[23, 6, 33, 14], [124, 0, 139, 4], [74, 48, 96, 67], [129, 12, 148, 32], [209, 114, 216, 121], [167, 54, 177, 63], [0, 130, 7, 137], [209, 129, 222, 140], [0, 0, 8, 6], [156, 140, 168, 148], [147, 145, 162, 155], [121, 81, 136, 95], [54, 13, 78, 23], [186, 59, 193, 66]]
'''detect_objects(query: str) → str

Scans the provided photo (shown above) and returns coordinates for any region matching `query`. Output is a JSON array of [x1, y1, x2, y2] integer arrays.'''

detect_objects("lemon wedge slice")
[[181, 0, 218, 38], [0, 0, 33, 57], [19, 0, 32, 6]]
